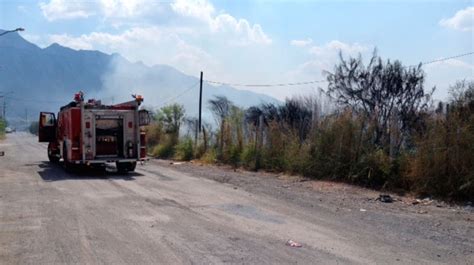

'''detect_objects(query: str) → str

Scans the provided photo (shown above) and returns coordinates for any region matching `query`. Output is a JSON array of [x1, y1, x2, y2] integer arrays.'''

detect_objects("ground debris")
[[412, 198, 433, 206], [286, 239, 302, 248], [377, 194, 394, 203]]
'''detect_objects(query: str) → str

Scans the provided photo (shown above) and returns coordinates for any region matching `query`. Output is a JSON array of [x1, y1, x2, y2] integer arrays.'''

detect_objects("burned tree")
[[325, 50, 433, 151], [208, 96, 234, 158]]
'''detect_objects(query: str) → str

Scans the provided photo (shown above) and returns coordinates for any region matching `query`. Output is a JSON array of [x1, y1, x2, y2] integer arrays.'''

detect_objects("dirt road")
[[0, 133, 472, 264]]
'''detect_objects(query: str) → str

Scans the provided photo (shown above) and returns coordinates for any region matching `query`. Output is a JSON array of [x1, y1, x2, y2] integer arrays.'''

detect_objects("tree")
[[0, 118, 6, 137], [208, 96, 234, 157], [449, 80, 474, 116], [156, 104, 185, 135], [245, 106, 264, 148], [325, 50, 433, 150], [278, 98, 312, 142]]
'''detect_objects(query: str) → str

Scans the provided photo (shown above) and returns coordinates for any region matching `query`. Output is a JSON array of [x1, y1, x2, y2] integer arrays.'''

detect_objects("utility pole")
[[0, 96, 3, 119], [2, 96, 5, 119], [0, 92, 13, 119], [198, 71, 203, 133]]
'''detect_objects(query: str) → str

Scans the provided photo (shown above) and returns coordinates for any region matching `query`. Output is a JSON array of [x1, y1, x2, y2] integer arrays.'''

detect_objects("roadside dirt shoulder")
[[151, 159, 474, 262]]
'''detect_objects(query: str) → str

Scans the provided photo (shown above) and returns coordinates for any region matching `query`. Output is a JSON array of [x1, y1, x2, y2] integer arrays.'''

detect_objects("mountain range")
[[0, 29, 279, 128]]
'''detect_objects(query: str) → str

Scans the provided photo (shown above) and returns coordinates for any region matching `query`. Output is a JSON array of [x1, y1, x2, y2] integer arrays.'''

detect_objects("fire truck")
[[38, 92, 150, 173]]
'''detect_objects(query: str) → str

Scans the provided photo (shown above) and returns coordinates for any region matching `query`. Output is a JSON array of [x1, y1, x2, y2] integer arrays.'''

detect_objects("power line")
[[150, 81, 200, 109], [204, 51, 474, 88], [204, 79, 327, 87], [420, 51, 474, 66]]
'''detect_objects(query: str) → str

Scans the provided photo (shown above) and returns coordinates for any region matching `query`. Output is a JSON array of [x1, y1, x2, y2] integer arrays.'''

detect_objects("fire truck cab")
[[38, 93, 150, 173]]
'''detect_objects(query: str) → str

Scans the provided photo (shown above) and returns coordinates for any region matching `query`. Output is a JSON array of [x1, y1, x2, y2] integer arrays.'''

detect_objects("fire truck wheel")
[[48, 143, 60, 163], [129, 162, 137, 172], [116, 162, 136, 173]]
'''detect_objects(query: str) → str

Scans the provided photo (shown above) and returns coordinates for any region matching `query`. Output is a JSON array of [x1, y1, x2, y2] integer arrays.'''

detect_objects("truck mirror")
[[38, 112, 57, 143], [40, 112, 56, 127], [139, 110, 150, 126]]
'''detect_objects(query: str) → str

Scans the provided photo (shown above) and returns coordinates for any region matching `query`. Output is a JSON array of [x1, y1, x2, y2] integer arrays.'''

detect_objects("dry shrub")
[[406, 111, 474, 200], [145, 122, 162, 149]]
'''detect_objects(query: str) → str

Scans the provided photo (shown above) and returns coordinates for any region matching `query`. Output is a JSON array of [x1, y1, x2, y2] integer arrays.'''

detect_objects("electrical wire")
[[419, 51, 474, 66], [204, 51, 474, 88], [204, 79, 327, 87], [2, 52, 473, 111], [151, 81, 200, 109]]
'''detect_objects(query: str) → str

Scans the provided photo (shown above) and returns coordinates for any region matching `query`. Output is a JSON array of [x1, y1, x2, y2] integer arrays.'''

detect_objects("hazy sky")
[[1, 0, 473, 100]]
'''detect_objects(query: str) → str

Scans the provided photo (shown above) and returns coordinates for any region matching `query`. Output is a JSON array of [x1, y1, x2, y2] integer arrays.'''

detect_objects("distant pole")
[[2, 97, 5, 119], [194, 121, 198, 147], [198, 71, 203, 132]]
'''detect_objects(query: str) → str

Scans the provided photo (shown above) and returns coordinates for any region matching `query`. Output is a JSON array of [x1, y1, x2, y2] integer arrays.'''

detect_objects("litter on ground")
[[378, 194, 393, 203], [286, 239, 302, 248]]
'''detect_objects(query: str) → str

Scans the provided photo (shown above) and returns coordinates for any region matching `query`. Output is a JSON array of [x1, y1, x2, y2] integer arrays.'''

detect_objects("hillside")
[[0, 30, 279, 128]]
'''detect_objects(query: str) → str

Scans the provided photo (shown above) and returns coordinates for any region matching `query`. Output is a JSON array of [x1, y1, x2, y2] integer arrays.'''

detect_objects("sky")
[[1, 0, 473, 100]]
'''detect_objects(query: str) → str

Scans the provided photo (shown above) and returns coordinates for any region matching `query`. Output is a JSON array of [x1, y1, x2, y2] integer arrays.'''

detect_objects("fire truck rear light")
[[128, 121, 133, 128], [86, 122, 90, 128]]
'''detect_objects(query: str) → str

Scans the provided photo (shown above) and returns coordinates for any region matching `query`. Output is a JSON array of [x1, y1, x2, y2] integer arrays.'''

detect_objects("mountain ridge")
[[0, 30, 279, 128]]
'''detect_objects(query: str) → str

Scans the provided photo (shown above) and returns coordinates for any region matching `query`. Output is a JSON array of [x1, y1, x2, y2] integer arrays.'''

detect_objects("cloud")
[[40, 0, 95, 21], [40, 0, 159, 21], [309, 40, 367, 56], [49, 34, 94, 50], [290, 38, 313, 47], [439, 6, 474, 31], [100, 0, 157, 18], [39, 0, 273, 83], [288, 40, 370, 80], [22, 34, 42, 44], [171, 0, 214, 22], [423, 58, 474, 99], [171, 0, 272, 45], [46, 26, 220, 78], [39, 0, 271, 46]]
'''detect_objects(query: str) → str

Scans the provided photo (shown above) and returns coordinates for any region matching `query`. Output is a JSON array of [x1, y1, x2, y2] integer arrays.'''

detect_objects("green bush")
[[0, 118, 5, 139], [240, 144, 259, 170], [174, 137, 194, 161], [152, 144, 173, 158], [201, 148, 217, 164]]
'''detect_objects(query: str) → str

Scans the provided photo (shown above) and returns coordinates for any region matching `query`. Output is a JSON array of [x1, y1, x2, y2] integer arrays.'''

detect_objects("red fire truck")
[[38, 92, 150, 173]]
